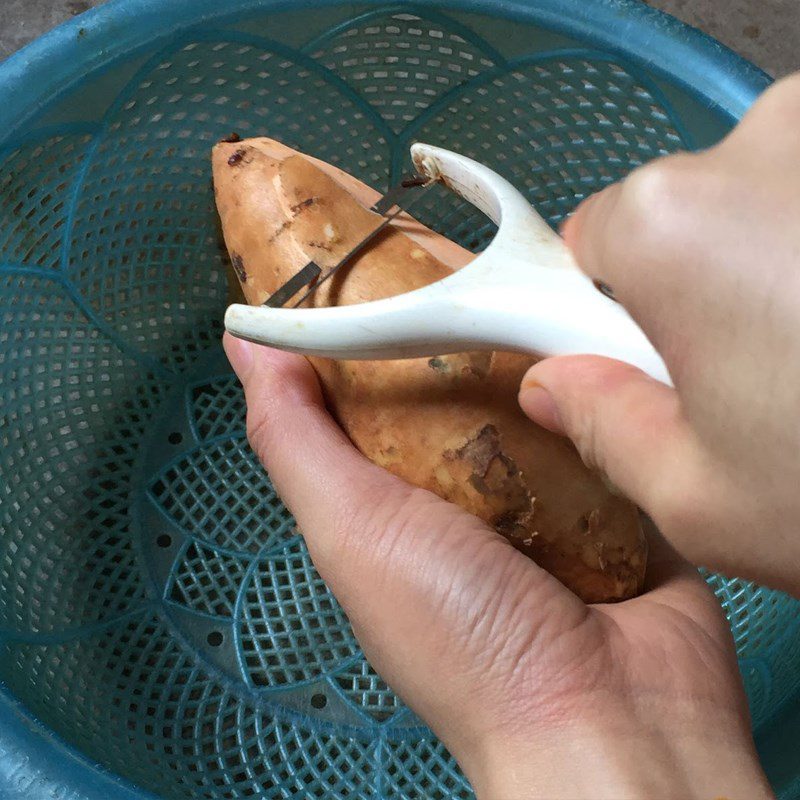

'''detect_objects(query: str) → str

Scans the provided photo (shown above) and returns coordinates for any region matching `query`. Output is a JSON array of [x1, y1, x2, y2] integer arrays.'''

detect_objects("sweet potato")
[[212, 137, 646, 603]]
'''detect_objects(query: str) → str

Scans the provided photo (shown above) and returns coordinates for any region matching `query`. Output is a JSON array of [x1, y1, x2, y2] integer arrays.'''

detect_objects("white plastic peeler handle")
[[225, 143, 672, 386]]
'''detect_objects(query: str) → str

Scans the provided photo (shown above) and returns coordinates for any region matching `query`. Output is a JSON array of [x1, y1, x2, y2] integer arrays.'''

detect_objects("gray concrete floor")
[[0, 0, 797, 76], [0, 0, 104, 62], [645, 0, 798, 78]]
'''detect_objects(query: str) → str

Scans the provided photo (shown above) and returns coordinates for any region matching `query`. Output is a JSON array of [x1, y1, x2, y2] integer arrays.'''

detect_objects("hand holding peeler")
[[224, 143, 671, 386]]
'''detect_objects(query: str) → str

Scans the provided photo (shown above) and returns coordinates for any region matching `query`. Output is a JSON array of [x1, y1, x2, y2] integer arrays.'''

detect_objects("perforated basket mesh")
[[0, 3, 796, 799]]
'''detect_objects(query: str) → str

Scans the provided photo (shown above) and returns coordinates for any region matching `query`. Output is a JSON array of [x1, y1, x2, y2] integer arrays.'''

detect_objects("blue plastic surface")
[[0, 1, 796, 799]]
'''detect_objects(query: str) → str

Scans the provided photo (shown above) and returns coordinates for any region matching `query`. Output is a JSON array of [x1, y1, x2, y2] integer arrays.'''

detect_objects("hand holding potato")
[[225, 334, 771, 799]]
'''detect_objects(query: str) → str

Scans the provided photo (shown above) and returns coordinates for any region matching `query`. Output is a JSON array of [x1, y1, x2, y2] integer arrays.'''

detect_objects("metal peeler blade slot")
[[372, 174, 429, 215], [264, 261, 321, 308], [264, 172, 433, 309]]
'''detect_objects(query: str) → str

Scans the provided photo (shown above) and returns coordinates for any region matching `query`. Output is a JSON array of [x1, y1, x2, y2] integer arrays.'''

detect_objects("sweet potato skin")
[[213, 138, 646, 603]]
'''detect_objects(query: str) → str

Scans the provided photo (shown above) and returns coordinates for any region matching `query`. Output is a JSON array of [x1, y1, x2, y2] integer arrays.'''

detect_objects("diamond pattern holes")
[[0, 272, 159, 633], [706, 573, 800, 727], [168, 540, 248, 618], [239, 541, 360, 688], [0, 132, 95, 269], [150, 436, 295, 553], [310, 11, 497, 134], [0, 614, 381, 799], [190, 374, 246, 440], [410, 57, 684, 242], [333, 658, 404, 722], [382, 738, 472, 800]]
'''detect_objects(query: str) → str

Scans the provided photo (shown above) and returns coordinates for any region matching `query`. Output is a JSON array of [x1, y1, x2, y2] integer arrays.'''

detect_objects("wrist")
[[466, 708, 773, 800]]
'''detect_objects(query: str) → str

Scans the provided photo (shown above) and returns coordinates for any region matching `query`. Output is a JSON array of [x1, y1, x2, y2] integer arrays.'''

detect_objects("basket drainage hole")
[[168, 431, 183, 445], [207, 631, 224, 647], [311, 693, 327, 709], [156, 534, 172, 548]]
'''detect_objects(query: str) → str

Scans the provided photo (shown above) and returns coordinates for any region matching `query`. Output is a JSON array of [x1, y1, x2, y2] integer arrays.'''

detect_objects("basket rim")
[[0, 689, 160, 799], [0, 0, 772, 138]]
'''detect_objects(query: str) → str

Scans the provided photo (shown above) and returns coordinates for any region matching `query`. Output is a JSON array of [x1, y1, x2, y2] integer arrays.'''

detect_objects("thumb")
[[519, 355, 703, 526]]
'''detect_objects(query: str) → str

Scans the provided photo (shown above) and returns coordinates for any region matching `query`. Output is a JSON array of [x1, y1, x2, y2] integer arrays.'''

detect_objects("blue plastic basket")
[[1, 1, 798, 798]]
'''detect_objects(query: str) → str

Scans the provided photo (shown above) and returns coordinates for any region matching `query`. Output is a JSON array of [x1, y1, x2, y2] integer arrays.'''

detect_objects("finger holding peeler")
[[224, 143, 671, 387]]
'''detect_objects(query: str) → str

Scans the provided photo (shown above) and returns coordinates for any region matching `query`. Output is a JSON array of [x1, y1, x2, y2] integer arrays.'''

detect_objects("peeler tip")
[[410, 143, 443, 182]]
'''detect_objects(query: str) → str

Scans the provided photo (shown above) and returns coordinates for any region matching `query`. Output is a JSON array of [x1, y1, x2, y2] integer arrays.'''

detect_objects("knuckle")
[[245, 402, 295, 470], [331, 483, 430, 571], [741, 75, 800, 159], [752, 72, 800, 121], [245, 407, 277, 465], [338, 483, 489, 572], [569, 411, 602, 474], [649, 480, 706, 550], [243, 361, 316, 464], [646, 447, 712, 548], [619, 156, 694, 250], [355, 484, 430, 545]]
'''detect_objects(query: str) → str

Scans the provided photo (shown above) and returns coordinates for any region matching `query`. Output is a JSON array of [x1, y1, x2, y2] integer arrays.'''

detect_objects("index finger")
[[561, 153, 709, 359]]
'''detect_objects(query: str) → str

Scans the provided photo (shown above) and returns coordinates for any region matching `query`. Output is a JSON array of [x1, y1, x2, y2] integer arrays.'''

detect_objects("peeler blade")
[[263, 173, 432, 309]]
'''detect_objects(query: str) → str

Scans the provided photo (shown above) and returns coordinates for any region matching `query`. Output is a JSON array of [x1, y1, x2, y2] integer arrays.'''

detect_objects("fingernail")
[[224, 335, 254, 379], [519, 382, 565, 435]]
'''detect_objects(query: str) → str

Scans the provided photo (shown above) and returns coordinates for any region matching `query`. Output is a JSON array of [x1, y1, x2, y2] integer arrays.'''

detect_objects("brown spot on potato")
[[220, 132, 242, 143], [308, 240, 333, 252], [447, 425, 535, 537], [291, 196, 317, 214], [228, 149, 247, 166], [464, 351, 492, 379], [268, 218, 292, 242], [376, 445, 401, 467], [449, 424, 504, 475]]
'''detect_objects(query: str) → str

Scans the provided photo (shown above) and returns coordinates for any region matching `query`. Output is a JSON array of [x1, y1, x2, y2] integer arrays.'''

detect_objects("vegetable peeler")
[[224, 143, 671, 386]]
